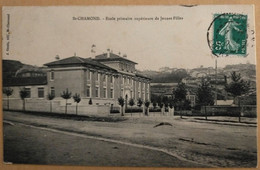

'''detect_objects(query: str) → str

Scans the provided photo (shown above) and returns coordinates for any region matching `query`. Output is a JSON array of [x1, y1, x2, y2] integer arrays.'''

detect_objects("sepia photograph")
[[2, 5, 257, 168]]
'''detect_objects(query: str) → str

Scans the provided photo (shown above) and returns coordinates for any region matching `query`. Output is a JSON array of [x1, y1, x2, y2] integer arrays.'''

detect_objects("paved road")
[[3, 122, 202, 167]]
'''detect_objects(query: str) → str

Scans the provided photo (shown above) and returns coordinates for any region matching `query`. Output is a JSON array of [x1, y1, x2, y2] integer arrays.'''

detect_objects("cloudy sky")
[[2, 5, 256, 70]]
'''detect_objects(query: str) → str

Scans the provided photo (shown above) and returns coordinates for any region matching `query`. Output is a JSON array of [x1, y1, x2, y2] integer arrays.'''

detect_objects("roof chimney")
[[55, 55, 60, 60], [107, 48, 110, 58]]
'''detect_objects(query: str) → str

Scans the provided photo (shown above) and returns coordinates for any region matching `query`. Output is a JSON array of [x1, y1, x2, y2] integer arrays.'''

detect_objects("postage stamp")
[[211, 14, 248, 56]]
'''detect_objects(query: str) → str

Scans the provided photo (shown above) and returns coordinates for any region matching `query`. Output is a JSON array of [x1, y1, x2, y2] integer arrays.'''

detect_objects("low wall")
[[201, 105, 257, 117], [3, 98, 110, 116]]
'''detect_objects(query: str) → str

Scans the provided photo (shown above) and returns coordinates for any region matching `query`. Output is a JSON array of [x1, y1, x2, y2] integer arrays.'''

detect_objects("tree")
[[152, 101, 157, 109], [196, 80, 214, 120], [157, 96, 164, 115], [225, 71, 250, 98], [73, 93, 81, 115], [225, 71, 250, 122], [47, 93, 55, 113], [151, 94, 157, 109], [137, 98, 143, 107], [137, 98, 143, 116], [61, 88, 72, 114], [129, 98, 135, 117], [144, 101, 150, 116], [162, 96, 169, 113], [89, 98, 93, 105], [19, 88, 29, 111], [173, 82, 188, 118], [3, 87, 13, 110], [118, 97, 125, 116]]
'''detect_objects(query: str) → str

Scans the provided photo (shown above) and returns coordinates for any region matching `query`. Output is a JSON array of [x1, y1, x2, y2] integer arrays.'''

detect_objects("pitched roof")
[[214, 100, 234, 106], [44, 56, 117, 71], [94, 53, 137, 64], [135, 72, 151, 80]]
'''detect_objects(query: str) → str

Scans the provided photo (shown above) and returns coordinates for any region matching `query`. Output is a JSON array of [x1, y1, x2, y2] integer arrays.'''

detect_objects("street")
[[4, 122, 202, 167], [3, 111, 257, 167]]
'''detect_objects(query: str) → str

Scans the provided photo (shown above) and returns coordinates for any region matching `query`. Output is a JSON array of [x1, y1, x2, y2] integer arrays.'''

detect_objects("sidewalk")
[[177, 116, 257, 127], [122, 112, 257, 127]]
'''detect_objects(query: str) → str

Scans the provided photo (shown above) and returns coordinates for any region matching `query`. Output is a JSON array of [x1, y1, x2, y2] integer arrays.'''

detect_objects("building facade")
[[3, 51, 151, 114]]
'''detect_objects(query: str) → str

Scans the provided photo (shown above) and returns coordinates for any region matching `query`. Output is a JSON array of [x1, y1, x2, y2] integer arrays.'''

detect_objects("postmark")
[[207, 13, 248, 57]]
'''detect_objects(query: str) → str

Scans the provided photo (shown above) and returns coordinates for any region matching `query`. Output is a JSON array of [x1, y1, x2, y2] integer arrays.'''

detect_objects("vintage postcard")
[[2, 5, 257, 168]]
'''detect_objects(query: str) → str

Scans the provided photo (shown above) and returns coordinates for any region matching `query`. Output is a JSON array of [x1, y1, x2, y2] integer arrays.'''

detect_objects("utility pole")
[[215, 58, 218, 105]]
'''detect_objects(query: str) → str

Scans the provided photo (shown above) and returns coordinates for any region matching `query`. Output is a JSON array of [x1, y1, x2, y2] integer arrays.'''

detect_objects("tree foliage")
[[150, 69, 189, 83], [3, 87, 13, 97], [19, 88, 29, 111], [196, 79, 214, 107], [61, 88, 72, 114], [152, 101, 157, 109], [129, 98, 135, 107], [47, 93, 55, 113], [73, 93, 81, 115], [118, 97, 125, 116], [3, 87, 13, 110], [137, 98, 143, 107], [61, 88, 72, 100], [173, 82, 187, 102], [145, 101, 150, 108], [47, 93, 55, 101], [89, 98, 93, 105], [73, 93, 81, 103], [225, 71, 250, 98]]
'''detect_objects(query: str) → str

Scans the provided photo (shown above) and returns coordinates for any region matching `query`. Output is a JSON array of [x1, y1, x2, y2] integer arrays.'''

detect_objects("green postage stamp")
[[212, 14, 247, 56]]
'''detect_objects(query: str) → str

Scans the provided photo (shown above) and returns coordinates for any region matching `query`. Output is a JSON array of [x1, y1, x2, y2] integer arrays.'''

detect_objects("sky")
[[2, 5, 256, 71]]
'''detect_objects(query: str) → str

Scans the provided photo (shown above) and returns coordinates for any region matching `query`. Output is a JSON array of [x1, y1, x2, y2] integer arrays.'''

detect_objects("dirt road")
[[3, 122, 201, 167], [3, 111, 257, 167]]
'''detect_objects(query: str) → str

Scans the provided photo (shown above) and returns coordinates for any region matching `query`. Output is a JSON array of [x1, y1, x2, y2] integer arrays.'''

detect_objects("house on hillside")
[[2, 50, 151, 115]]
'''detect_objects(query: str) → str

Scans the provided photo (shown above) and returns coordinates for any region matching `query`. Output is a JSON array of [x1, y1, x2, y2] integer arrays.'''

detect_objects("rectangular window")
[[51, 87, 55, 97], [121, 89, 124, 96], [95, 72, 99, 81], [110, 76, 113, 83], [25, 88, 31, 98], [38, 87, 44, 98], [110, 89, 114, 98], [103, 75, 107, 82], [86, 85, 90, 97], [95, 87, 99, 97], [50, 71, 54, 81], [87, 71, 91, 80], [103, 88, 106, 98]]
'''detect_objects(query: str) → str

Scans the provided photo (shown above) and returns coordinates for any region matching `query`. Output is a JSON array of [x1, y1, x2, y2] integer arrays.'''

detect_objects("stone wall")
[[201, 105, 257, 117], [3, 98, 110, 116]]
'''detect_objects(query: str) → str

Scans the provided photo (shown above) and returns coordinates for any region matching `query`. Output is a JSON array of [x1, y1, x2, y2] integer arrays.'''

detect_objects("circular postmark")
[[207, 13, 248, 57]]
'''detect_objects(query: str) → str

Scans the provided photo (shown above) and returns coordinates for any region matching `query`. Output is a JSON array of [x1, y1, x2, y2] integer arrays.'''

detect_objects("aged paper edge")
[[0, 0, 259, 170]]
